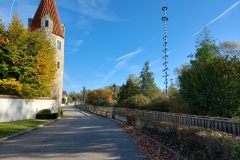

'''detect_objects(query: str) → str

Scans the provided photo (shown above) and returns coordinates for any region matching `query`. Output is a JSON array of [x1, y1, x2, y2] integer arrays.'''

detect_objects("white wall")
[[0, 97, 58, 122]]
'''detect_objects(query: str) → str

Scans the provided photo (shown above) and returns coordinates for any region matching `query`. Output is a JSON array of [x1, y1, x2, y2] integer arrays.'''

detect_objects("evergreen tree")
[[118, 74, 140, 103], [139, 61, 157, 100], [190, 27, 218, 65]]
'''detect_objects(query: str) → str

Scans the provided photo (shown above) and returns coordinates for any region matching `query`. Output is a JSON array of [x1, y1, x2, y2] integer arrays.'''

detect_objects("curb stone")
[[0, 116, 62, 144]]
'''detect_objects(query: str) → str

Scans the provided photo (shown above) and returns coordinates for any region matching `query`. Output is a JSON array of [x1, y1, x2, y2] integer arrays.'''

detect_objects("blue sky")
[[0, 0, 240, 93]]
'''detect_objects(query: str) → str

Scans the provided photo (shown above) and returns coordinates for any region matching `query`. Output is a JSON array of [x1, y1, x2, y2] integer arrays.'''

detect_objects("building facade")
[[29, 0, 65, 105]]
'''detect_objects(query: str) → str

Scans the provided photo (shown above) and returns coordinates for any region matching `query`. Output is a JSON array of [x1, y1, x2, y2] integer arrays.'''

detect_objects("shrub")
[[38, 109, 51, 114], [126, 114, 138, 125], [119, 94, 151, 109], [145, 99, 170, 112], [36, 109, 62, 119], [59, 110, 63, 117], [141, 119, 240, 160], [51, 112, 60, 119], [36, 113, 52, 119]]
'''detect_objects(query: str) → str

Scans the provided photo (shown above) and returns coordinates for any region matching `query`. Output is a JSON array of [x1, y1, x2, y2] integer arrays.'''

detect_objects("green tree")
[[0, 16, 56, 98], [67, 95, 73, 103], [178, 28, 240, 117], [179, 56, 240, 117], [190, 27, 218, 65], [139, 61, 158, 100], [118, 74, 141, 103]]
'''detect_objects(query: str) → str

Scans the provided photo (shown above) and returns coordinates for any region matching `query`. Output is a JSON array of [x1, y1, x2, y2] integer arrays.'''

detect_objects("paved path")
[[0, 105, 146, 160]]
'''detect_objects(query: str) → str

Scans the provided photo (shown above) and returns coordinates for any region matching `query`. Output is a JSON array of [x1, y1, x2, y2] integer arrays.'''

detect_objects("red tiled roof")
[[30, 0, 64, 38]]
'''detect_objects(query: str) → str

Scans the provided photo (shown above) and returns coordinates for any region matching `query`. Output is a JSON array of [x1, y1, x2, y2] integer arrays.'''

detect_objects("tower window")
[[57, 40, 61, 50], [45, 20, 49, 27], [57, 62, 60, 69]]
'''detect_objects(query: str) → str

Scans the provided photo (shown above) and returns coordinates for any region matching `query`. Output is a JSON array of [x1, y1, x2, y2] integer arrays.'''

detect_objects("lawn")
[[0, 119, 51, 139]]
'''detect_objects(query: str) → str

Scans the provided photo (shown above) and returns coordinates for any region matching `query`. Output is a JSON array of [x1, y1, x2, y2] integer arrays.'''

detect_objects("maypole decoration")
[[162, 0, 169, 99]]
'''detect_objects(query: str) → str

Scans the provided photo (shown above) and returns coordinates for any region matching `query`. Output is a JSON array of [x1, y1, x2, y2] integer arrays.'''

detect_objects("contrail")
[[194, 1, 240, 36], [206, 1, 240, 27], [10, 0, 16, 18], [116, 49, 142, 61], [150, 50, 175, 66]]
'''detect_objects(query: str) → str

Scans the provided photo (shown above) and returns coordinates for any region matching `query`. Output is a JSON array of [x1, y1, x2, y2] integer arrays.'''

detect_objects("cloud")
[[75, 40, 83, 47], [64, 72, 82, 89], [58, 0, 123, 22], [77, 0, 123, 22], [100, 49, 142, 85], [71, 48, 79, 52], [0, 0, 37, 27], [76, 15, 93, 29], [68, 40, 83, 52], [194, 1, 240, 36]]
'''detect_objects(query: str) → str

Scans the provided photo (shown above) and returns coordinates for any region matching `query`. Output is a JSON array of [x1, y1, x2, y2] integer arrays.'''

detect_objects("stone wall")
[[0, 96, 58, 122], [40, 15, 65, 104]]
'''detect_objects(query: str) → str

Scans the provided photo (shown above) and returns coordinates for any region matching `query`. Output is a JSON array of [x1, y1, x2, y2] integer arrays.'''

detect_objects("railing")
[[78, 104, 240, 136]]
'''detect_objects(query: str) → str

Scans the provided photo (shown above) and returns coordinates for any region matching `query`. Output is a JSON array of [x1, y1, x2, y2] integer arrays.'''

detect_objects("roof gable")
[[30, 0, 64, 38]]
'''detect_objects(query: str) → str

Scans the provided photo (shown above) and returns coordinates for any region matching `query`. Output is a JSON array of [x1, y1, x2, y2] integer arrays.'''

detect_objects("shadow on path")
[[0, 105, 146, 160]]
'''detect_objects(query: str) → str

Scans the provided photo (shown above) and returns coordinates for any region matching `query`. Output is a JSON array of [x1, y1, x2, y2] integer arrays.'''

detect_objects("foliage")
[[178, 28, 240, 117], [118, 74, 141, 103], [139, 61, 158, 100], [189, 27, 218, 65], [126, 114, 138, 125], [179, 56, 240, 117], [145, 99, 169, 112], [141, 120, 240, 160], [68, 91, 82, 102], [38, 109, 51, 114], [218, 41, 240, 58], [86, 88, 113, 106], [67, 95, 73, 103], [36, 110, 62, 119], [0, 16, 56, 99], [118, 94, 151, 109], [36, 113, 52, 119]]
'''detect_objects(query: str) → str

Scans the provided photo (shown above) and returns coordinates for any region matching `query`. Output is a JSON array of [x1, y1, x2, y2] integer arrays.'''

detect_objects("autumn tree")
[[86, 88, 113, 106], [218, 41, 240, 58], [0, 16, 56, 98]]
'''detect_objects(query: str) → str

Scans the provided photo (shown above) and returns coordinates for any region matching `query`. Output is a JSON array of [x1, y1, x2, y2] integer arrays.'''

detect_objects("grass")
[[0, 119, 52, 139]]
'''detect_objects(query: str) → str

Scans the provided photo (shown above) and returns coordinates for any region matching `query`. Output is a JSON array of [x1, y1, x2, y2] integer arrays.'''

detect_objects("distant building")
[[62, 91, 67, 105], [28, 0, 65, 105]]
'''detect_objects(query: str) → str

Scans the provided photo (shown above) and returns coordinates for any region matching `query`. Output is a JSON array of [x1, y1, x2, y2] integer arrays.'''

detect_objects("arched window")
[[45, 20, 49, 27]]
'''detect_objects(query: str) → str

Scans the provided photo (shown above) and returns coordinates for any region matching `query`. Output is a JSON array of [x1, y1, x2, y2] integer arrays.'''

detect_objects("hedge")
[[36, 109, 63, 119]]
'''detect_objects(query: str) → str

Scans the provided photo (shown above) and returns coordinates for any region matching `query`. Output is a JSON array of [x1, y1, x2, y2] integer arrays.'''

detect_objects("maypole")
[[162, 0, 169, 99]]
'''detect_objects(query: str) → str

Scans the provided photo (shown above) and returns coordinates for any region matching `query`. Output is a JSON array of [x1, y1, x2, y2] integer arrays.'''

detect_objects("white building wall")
[[0, 98, 58, 122]]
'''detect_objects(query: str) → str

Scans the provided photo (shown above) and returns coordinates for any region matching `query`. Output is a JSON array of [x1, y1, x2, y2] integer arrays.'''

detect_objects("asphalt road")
[[0, 105, 146, 160]]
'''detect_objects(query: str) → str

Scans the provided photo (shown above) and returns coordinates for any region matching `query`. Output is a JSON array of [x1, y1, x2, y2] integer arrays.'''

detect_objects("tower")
[[29, 0, 65, 105], [162, 0, 169, 99]]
